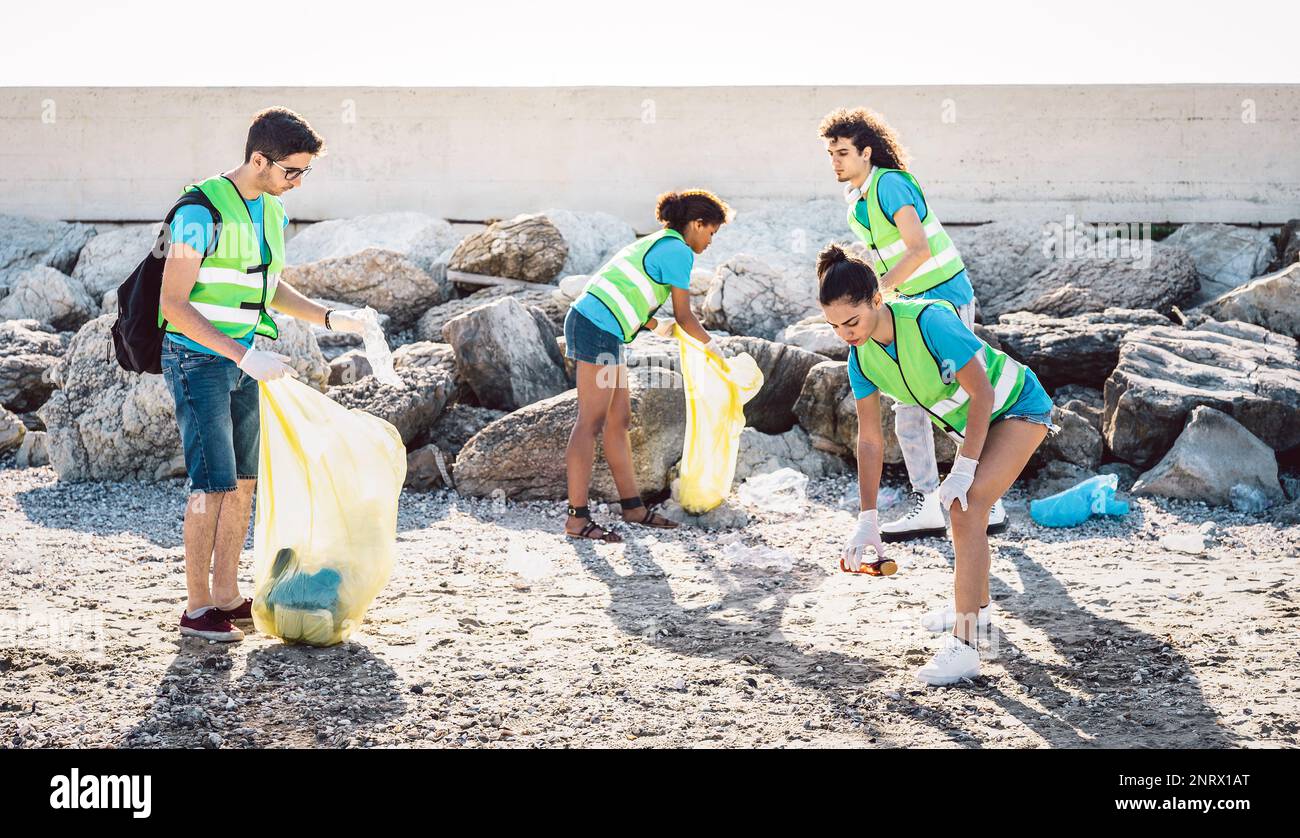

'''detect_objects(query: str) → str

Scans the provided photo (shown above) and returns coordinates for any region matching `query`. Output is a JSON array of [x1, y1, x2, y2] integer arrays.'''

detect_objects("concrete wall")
[[2, 85, 1297, 229]]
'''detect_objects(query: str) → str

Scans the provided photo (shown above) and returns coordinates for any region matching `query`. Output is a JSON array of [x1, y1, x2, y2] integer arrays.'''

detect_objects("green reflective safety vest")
[[846, 166, 965, 297], [582, 228, 684, 343], [160, 174, 283, 341], [854, 299, 1026, 440]]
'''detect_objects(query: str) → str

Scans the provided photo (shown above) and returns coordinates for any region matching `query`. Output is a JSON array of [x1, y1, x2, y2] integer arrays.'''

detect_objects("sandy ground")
[[1, 460, 1297, 749]]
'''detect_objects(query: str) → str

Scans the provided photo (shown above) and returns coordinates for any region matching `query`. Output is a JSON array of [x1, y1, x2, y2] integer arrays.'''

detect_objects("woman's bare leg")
[[947, 419, 1048, 644], [565, 360, 619, 536]]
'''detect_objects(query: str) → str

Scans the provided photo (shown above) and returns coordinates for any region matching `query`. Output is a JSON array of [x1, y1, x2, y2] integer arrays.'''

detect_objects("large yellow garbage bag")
[[675, 326, 764, 514], [251, 377, 406, 647]]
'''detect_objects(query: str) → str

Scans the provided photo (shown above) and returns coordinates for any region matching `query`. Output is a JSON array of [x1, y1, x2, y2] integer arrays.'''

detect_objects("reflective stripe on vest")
[[161, 174, 284, 341], [846, 166, 966, 297], [581, 228, 684, 343], [853, 299, 1026, 439]]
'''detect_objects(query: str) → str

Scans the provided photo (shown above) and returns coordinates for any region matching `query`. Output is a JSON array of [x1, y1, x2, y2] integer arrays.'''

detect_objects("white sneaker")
[[880, 491, 948, 542], [987, 498, 1008, 534], [915, 634, 981, 685], [921, 602, 992, 634]]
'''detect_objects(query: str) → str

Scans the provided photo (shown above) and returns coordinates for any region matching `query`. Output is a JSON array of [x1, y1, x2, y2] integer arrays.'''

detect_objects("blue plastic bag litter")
[[1030, 473, 1130, 528]]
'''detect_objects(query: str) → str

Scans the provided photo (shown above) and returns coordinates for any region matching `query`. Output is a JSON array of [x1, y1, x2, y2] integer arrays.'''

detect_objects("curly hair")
[[817, 107, 909, 171], [655, 189, 733, 233]]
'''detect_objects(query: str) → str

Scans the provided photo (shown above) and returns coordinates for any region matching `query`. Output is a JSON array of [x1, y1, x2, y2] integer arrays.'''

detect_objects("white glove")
[[701, 337, 723, 358], [939, 455, 979, 512], [328, 308, 368, 335], [652, 318, 676, 338], [238, 349, 295, 382], [841, 509, 885, 572]]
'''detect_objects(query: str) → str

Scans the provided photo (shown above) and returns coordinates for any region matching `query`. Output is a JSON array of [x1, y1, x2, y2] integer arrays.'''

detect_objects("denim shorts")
[[564, 307, 625, 365], [999, 410, 1060, 434], [161, 340, 260, 493]]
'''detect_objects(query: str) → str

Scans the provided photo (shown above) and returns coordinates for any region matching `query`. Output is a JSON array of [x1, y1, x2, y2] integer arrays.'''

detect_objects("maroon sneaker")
[[215, 597, 254, 625], [180, 608, 244, 642]]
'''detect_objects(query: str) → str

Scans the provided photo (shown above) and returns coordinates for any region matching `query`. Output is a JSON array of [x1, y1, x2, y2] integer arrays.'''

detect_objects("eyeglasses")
[[261, 154, 312, 181]]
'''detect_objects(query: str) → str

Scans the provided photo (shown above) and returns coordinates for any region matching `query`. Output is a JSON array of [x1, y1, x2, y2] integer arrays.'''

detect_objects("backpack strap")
[[163, 187, 223, 258]]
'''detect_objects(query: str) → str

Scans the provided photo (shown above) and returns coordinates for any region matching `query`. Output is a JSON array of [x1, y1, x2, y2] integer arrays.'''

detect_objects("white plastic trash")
[[737, 467, 809, 513], [353, 306, 404, 388]]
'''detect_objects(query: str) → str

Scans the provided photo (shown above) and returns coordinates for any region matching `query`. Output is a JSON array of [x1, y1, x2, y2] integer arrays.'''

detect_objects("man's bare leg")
[[212, 477, 256, 608], [183, 491, 226, 614]]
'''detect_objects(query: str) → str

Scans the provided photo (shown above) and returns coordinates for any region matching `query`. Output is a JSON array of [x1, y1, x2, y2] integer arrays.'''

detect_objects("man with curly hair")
[[818, 106, 1009, 544]]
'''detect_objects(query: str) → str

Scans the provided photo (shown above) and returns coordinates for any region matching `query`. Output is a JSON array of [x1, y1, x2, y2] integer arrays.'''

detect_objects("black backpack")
[[109, 189, 222, 374]]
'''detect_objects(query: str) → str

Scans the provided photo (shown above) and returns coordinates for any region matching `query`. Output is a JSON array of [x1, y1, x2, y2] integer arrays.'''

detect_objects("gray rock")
[[733, 426, 847, 482], [405, 444, 454, 491], [72, 223, 163, 300], [282, 213, 458, 328], [702, 254, 820, 340], [448, 213, 568, 284], [1103, 322, 1300, 467], [692, 199, 849, 281], [1197, 262, 1300, 341], [950, 220, 1200, 319], [0, 214, 95, 275], [1132, 406, 1284, 507], [453, 368, 684, 500], [391, 340, 456, 370], [792, 360, 956, 465], [1032, 405, 1103, 471], [442, 296, 569, 412], [328, 349, 373, 386], [37, 315, 185, 482], [541, 209, 636, 276], [0, 319, 66, 412], [1162, 223, 1277, 303], [428, 404, 505, 457], [657, 496, 750, 530], [0, 266, 97, 330], [14, 428, 48, 467], [406, 404, 509, 491], [715, 336, 823, 434], [0, 406, 24, 455], [774, 321, 847, 360], [415, 285, 566, 343], [1268, 219, 1299, 272], [1052, 384, 1104, 434], [988, 308, 1169, 390], [326, 363, 457, 450]]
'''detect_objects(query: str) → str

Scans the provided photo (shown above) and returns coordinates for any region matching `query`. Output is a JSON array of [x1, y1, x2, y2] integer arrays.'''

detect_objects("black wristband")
[[325, 309, 334, 330]]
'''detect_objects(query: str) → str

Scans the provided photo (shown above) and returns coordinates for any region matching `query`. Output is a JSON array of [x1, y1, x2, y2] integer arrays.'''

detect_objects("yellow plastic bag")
[[675, 327, 764, 514], [251, 377, 407, 646]]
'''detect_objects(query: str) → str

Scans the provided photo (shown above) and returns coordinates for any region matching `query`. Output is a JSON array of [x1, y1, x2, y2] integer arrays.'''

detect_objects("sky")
[[2, 0, 1297, 86]]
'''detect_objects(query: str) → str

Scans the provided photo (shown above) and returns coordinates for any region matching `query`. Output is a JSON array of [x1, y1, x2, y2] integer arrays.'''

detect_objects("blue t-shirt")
[[165, 193, 289, 357], [853, 170, 974, 307], [848, 304, 1052, 419], [573, 235, 694, 337]]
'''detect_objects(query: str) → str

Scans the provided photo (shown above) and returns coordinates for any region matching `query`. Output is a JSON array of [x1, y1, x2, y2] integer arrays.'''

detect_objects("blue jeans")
[[161, 339, 260, 494], [564, 307, 625, 365]]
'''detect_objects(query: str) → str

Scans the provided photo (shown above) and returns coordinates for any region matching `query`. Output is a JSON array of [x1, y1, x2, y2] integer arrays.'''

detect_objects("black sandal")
[[620, 496, 679, 529], [564, 504, 623, 543]]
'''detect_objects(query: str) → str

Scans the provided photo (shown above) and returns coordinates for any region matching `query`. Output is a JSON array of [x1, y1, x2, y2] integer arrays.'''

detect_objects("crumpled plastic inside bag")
[[252, 377, 406, 646]]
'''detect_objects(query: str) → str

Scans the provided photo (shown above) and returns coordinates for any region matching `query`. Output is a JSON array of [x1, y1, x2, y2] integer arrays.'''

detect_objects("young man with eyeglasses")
[[160, 106, 369, 642]]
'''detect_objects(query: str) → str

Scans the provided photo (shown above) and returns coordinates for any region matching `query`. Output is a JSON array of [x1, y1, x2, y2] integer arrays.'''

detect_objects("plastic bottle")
[[1029, 473, 1130, 528]]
